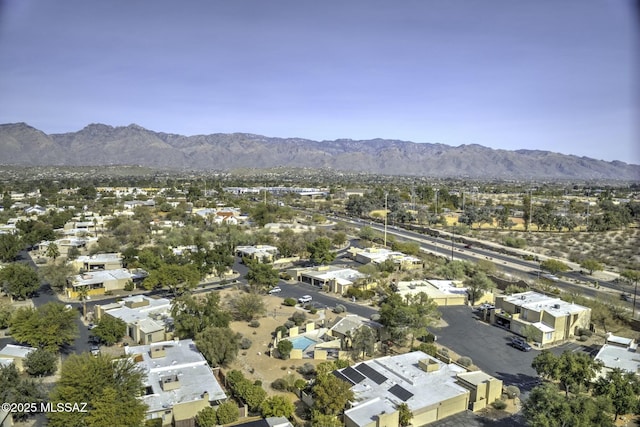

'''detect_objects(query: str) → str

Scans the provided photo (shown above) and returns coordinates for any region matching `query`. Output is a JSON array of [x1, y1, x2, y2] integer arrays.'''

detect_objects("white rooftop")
[[396, 279, 467, 299], [102, 295, 171, 327], [504, 291, 588, 316], [126, 339, 226, 413], [338, 351, 469, 423], [0, 344, 37, 359], [595, 345, 640, 376], [353, 247, 421, 264], [76, 253, 121, 263], [72, 269, 132, 287], [301, 266, 366, 284]]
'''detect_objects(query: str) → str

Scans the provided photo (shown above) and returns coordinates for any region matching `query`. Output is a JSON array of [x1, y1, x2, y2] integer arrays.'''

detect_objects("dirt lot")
[[222, 289, 330, 391]]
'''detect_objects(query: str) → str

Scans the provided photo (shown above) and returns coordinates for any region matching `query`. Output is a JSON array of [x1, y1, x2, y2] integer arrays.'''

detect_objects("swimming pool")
[[289, 336, 317, 350]]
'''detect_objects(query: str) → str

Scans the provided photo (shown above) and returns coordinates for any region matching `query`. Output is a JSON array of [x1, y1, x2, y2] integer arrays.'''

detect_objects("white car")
[[298, 295, 312, 304], [268, 286, 282, 294]]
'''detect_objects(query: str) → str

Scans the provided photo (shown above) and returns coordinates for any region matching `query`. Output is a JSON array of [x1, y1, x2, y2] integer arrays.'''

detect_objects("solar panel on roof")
[[355, 363, 387, 385], [342, 366, 366, 384], [389, 384, 414, 402], [332, 370, 354, 385]]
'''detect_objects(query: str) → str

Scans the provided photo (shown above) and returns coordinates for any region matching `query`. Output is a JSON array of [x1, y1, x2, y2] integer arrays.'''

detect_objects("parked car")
[[298, 295, 312, 304], [478, 303, 495, 311], [510, 337, 532, 352], [267, 286, 282, 294], [621, 293, 632, 302], [90, 345, 100, 356], [541, 273, 560, 282]]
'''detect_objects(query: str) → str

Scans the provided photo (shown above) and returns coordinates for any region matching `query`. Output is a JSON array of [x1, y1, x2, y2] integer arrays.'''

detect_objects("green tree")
[[260, 395, 295, 418], [196, 326, 240, 366], [227, 292, 267, 321], [245, 259, 279, 292], [0, 262, 40, 299], [171, 293, 231, 339], [464, 271, 495, 306], [350, 325, 376, 360], [24, 348, 57, 376], [277, 339, 293, 360], [38, 260, 75, 293], [45, 242, 60, 260], [0, 233, 23, 262], [531, 350, 602, 396], [195, 406, 217, 427], [307, 237, 336, 265], [397, 402, 413, 427], [48, 354, 147, 427], [312, 373, 354, 416], [311, 411, 342, 427], [10, 303, 78, 352], [379, 292, 440, 348], [91, 315, 126, 346], [215, 400, 239, 424], [580, 259, 604, 275], [0, 363, 46, 421], [142, 263, 200, 295], [0, 299, 14, 328], [540, 259, 570, 275], [593, 367, 640, 420]]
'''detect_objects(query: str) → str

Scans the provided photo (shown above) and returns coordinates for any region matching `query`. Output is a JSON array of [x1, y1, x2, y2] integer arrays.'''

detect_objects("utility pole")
[[384, 192, 388, 247], [451, 224, 455, 261]]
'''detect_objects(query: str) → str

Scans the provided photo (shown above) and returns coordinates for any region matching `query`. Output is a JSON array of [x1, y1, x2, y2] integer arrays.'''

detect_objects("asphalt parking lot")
[[435, 305, 543, 392]]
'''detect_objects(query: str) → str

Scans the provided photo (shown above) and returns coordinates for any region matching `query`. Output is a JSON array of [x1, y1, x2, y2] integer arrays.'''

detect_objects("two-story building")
[[492, 291, 591, 346], [126, 339, 227, 427]]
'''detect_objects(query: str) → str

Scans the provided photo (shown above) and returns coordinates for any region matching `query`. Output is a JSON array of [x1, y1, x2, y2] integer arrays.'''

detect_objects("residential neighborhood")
[[0, 178, 638, 427]]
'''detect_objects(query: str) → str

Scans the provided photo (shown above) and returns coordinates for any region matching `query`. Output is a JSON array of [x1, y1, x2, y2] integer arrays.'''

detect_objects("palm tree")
[[77, 286, 89, 320]]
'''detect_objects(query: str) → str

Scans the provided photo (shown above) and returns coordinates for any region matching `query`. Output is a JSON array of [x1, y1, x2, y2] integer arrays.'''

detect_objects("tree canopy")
[[379, 292, 440, 347], [142, 263, 200, 295], [9, 303, 78, 352], [48, 353, 147, 427], [171, 292, 231, 339], [91, 315, 126, 346], [307, 237, 336, 265], [0, 262, 40, 299], [244, 259, 279, 292], [195, 326, 240, 366]]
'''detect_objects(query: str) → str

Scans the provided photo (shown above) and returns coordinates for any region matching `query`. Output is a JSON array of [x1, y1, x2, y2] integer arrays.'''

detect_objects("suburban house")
[[286, 266, 369, 294], [395, 279, 468, 306], [66, 268, 147, 298], [327, 314, 387, 350], [594, 333, 639, 378], [236, 245, 279, 263], [126, 339, 227, 427], [348, 247, 423, 270], [335, 351, 502, 427], [492, 291, 591, 346], [0, 344, 36, 372], [70, 253, 123, 272], [95, 295, 173, 345]]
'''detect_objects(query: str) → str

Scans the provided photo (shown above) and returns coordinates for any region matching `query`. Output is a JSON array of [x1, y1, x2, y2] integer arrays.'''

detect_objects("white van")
[[298, 295, 312, 304]]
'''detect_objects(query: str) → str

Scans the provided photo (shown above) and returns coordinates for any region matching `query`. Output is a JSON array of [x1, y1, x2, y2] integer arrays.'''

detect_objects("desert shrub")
[[249, 319, 260, 328], [294, 378, 307, 390], [576, 328, 592, 337], [124, 281, 135, 291], [291, 311, 307, 326], [505, 385, 520, 400], [491, 399, 507, 410], [271, 378, 287, 391], [333, 304, 346, 314], [578, 335, 589, 342], [415, 342, 438, 356], [417, 333, 436, 343], [274, 325, 288, 336], [283, 298, 296, 307], [504, 237, 526, 248], [457, 356, 473, 368], [240, 337, 252, 350], [297, 362, 316, 376], [254, 380, 262, 387], [284, 320, 295, 329]]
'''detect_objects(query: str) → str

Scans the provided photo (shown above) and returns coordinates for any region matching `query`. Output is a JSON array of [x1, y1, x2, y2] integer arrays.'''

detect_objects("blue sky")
[[0, 0, 637, 164]]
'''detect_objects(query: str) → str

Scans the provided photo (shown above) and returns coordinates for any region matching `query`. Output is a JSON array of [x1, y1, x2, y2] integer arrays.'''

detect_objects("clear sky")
[[0, 0, 637, 164]]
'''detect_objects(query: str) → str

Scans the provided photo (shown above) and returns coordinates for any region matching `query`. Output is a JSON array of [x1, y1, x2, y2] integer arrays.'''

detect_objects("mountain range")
[[1, 122, 638, 180]]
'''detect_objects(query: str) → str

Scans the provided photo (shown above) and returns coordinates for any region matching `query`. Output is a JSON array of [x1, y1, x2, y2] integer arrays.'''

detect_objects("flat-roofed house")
[[0, 344, 36, 372], [71, 253, 123, 272], [396, 279, 468, 306], [335, 351, 502, 427], [288, 266, 368, 294], [348, 247, 423, 271], [126, 339, 227, 427], [492, 291, 591, 346], [594, 333, 640, 378], [236, 245, 279, 263], [95, 295, 173, 345]]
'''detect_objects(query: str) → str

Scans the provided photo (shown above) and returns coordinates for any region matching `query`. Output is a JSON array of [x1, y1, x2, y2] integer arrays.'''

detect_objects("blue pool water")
[[289, 336, 316, 350]]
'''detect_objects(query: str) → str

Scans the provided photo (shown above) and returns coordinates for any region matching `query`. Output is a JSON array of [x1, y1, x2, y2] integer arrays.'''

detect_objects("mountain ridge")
[[0, 122, 637, 180]]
